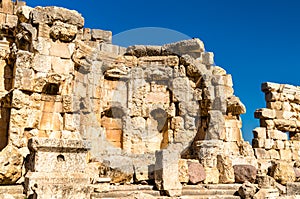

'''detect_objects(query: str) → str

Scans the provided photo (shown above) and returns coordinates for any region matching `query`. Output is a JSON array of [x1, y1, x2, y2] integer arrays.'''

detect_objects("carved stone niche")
[[24, 138, 93, 199]]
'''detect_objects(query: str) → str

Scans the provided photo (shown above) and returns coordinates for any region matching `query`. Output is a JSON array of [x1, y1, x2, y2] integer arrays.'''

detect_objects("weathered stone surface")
[[187, 161, 206, 184], [238, 181, 257, 199], [0, 144, 23, 184], [155, 145, 182, 197], [253, 188, 279, 199], [286, 182, 300, 196], [227, 96, 246, 115], [270, 161, 296, 185], [162, 38, 205, 58], [256, 175, 276, 189], [217, 155, 235, 183], [91, 29, 112, 43], [233, 165, 257, 183], [50, 21, 78, 42], [31, 6, 85, 27]]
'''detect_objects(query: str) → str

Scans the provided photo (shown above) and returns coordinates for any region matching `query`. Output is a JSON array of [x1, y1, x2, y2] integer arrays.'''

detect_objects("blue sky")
[[25, 0, 300, 141]]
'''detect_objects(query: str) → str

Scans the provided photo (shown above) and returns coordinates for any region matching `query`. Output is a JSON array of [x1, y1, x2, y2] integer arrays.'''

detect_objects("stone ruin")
[[0, 0, 299, 198]]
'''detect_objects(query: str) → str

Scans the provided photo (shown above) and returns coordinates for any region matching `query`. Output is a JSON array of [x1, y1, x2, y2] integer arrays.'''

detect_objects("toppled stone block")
[[233, 165, 257, 183], [238, 181, 258, 199], [187, 161, 206, 184]]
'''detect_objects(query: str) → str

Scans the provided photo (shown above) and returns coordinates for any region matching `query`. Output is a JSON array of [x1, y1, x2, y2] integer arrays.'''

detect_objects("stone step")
[[0, 185, 24, 194], [175, 196, 240, 199], [109, 184, 155, 191], [182, 184, 241, 190], [182, 189, 237, 196], [91, 190, 161, 198]]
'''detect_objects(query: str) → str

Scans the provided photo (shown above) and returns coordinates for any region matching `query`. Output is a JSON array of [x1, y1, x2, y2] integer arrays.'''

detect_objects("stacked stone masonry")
[[253, 82, 300, 185], [0, 0, 300, 198]]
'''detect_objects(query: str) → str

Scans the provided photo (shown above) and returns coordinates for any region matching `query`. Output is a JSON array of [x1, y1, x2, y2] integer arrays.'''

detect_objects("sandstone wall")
[[0, 0, 257, 192], [253, 82, 300, 178]]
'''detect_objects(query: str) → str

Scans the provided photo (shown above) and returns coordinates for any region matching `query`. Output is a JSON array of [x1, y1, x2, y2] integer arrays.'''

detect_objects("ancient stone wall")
[[253, 82, 300, 183]]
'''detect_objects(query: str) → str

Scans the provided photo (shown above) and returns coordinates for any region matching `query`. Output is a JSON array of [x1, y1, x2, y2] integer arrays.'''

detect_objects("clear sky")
[[25, 0, 300, 142]]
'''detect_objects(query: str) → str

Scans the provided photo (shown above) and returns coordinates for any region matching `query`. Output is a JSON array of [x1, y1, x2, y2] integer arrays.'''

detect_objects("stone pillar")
[[154, 144, 182, 197], [25, 138, 92, 199]]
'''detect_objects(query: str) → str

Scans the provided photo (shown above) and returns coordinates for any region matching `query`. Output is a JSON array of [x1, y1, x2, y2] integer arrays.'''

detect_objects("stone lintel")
[[28, 137, 91, 152]]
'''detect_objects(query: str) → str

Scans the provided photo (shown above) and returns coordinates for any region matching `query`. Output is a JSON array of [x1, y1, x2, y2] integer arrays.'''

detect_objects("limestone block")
[[254, 108, 276, 119], [171, 116, 184, 130], [91, 29, 112, 43], [197, 140, 223, 168], [188, 161, 206, 184], [238, 181, 258, 199], [211, 74, 233, 87], [268, 130, 288, 140], [279, 149, 292, 160], [260, 119, 275, 129], [212, 66, 226, 75], [267, 101, 282, 110], [51, 57, 74, 75], [0, 144, 23, 185], [223, 141, 240, 156], [253, 188, 279, 199], [171, 77, 194, 102], [261, 82, 281, 92], [269, 149, 280, 160], [217, 155, 235, 183], [282, 102, 292, 111], [162, 38, 205, 59], [0, 13, 5, 24], [224, 127, 242, 142], [270, 161, 296, 185], [15, 50, 34, 69], [31, 6, 84, 27], [254, 148, 270, 159], [253, 127, 267, 139], [233, 165, 257, 183], [5, 14, 18, 28], [274, 119, 294, 132], [50, 41, 74, 59], [178, 159, 189, 183], [154, 146, 182, 197], [37, 23, 51, 38], [14, 67, 34, 91], [265, 91, 280, 102], [138, 56, 179, 67], [256, 175, 276, 189], [50, 21, 77, 42], [202, 52, 214, 66], [32, 54, 51, 73], [206, 110, 225, 140], [63, 113, 80, 131], [203, 167, 219, 184]]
